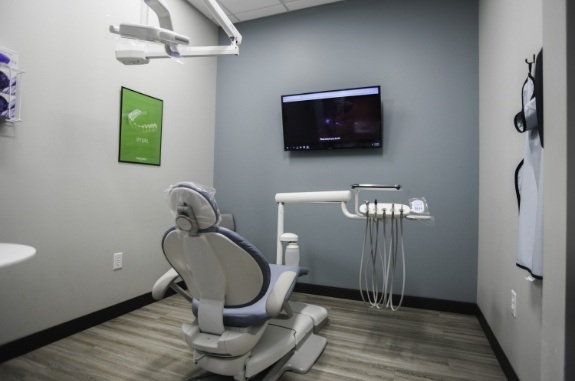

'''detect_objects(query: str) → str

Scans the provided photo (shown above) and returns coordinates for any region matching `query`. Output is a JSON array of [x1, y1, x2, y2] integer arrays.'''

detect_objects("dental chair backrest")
[[163, 182, 271, 335]]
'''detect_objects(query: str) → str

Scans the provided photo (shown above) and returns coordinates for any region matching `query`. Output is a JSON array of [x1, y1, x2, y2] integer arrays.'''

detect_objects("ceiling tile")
[[186, 0, 345, 24], [235, 5, 288, 22], [285, 0, 344, 11], [219, 0, 282, 14]]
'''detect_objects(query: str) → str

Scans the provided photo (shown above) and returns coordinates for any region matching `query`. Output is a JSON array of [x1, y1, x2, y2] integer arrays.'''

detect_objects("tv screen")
[[281, 86, 382, 151]]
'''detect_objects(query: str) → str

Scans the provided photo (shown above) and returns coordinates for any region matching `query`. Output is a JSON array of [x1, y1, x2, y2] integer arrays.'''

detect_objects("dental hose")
[[359, 203, 406, 310], [360, 207, 386, 307], [387, 212, 405, 311]]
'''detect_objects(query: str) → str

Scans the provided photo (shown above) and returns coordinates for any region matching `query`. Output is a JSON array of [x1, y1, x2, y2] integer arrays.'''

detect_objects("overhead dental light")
[[109, 0, 242, 65]]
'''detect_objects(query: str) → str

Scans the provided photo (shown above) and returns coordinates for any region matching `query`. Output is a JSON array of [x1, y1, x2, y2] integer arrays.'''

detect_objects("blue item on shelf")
[[0, 52, 10, 64]]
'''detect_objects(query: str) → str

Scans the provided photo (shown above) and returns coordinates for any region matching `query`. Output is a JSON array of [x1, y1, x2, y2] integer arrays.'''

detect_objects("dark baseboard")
[[294, 282, 479, 315], [476, 308, 519, 381], [1, 282, 519, 381], [0, 290, 169, 364]]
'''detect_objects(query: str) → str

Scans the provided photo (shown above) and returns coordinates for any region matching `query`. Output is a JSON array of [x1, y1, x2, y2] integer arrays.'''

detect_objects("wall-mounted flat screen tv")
[[281, 85, 382, 151]]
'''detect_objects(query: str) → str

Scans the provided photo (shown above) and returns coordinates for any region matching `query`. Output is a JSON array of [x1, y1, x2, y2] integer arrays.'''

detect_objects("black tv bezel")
[[281, 85, 382, 152]]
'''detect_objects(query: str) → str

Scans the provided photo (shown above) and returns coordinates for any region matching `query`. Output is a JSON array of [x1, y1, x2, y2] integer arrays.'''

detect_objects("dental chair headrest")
[[168, 182, 221, 232]]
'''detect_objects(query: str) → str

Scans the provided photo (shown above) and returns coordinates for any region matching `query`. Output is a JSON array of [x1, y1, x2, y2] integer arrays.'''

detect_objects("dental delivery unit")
[[276, 183, 433, 311]]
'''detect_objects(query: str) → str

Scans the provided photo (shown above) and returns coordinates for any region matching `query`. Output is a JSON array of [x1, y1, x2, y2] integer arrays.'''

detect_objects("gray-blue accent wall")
[[214, 0, 478, 302]]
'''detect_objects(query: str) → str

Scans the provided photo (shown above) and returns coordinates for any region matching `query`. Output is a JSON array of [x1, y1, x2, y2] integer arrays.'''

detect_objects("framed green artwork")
[[118, 87, 163, 166]]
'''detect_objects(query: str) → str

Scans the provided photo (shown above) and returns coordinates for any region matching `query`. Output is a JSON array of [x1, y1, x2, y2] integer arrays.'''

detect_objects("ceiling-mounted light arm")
[[201, 0, 242, 46], [110, 0, 242, 65], [146, 0, 174, 31]]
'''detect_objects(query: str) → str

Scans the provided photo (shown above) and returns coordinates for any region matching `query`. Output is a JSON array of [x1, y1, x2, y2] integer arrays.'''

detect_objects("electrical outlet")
[[511, 290, 517, 318], [113, 252, 123, 270]]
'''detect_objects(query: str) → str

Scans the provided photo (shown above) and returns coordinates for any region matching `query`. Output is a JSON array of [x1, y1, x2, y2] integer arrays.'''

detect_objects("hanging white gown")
[[514, 50, 544, 279]]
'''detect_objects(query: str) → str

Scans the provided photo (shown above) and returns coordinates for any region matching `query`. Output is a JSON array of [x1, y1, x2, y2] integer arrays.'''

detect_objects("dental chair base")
[[153, 262, 328, 380], [185, 303, 327, 380]]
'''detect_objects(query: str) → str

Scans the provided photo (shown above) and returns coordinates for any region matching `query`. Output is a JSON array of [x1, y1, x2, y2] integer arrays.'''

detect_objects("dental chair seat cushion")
[[192, 264, 308, 327]]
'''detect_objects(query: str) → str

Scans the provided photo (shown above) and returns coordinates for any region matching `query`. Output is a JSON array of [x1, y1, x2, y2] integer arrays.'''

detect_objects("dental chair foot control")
[[263, 333, 327, 380], [284, 333, 327, 374]]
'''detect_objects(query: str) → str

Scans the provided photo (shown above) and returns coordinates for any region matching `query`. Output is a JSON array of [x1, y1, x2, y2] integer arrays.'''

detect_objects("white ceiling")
[[187, 0, 345, 23]]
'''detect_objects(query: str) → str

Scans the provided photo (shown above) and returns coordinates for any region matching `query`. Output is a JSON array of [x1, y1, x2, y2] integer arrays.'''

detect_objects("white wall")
[[477, 0, 544, 379], [479, 0, 574, 379], [0, 0, 218, 345], [541, 0, 570, 378]]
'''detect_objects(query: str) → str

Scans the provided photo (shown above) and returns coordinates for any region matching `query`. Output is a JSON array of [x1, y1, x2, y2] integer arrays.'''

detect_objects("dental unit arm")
[[275, 184, 432, 265], [109, 0, 242, 65]]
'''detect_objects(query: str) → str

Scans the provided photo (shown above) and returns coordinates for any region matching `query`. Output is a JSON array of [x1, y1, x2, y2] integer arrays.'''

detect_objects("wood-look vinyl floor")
[[0, 293, 506, 381]]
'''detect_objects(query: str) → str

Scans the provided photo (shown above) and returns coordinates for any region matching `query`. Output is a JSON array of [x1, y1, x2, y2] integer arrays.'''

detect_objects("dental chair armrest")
[[152, 268, 182, 300], [265, 271, 298, 317]]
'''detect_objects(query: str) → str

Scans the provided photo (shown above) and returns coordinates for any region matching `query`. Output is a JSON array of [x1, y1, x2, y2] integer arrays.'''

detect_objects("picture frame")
[[118, 87, 163, 166]]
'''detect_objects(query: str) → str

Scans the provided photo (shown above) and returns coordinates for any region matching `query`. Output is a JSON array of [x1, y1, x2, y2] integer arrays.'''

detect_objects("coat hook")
[[525, 54, 536, 74]]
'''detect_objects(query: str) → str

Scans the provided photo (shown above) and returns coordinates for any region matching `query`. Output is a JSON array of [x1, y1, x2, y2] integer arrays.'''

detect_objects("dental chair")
[[152, 182, 328, 380]]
